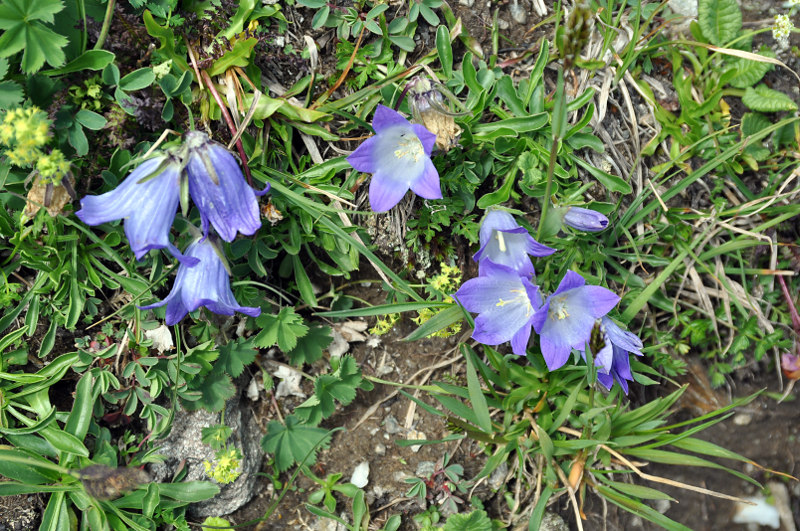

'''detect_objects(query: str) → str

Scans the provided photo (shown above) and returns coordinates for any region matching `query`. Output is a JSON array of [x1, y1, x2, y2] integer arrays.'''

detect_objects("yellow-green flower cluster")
[[429, 263, 462, 294], [413, 301, 462, 339], [1, 107, 70, 183], [202, 446, 242, 485], [370, 313, 399, 335]]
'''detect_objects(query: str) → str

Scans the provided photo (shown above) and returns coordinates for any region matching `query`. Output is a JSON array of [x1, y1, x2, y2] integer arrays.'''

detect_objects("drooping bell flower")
[[184, 131, 264, 242], [76, 155, 197, 266], [139, 237, 261, 325], [473, 209, 555, 278], [454, 261, 541, 356], [561, 206, 609, 232], [593, 317, 643, 394], [531, 271, 619, 371], [346, 104, 441, 212]]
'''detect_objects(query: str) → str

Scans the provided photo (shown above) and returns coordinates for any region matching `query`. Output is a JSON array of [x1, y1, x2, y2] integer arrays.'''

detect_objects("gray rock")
[[147, 386, 264, 517], [488, 461, 508, 491], [383, 415, 403, 434], [415, 461, 436, 478], [541, 512, 569, 531]]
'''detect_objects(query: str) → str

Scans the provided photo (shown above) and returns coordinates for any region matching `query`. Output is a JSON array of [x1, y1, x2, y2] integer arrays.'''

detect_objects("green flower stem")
[[94, 0, 116, 51], [537, 67, 566, 241], [536, 136, 559, 242]]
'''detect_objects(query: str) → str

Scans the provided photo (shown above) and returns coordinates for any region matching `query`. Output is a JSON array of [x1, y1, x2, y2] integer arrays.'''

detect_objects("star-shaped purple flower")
[[473, 209, 555, 278], [594, 317, 643, 394], [346, 104, 441, 212], [76, 155, 198, 266], [139, 237, 261, 325], [531, 271, 619, 370], [184, 131, 265, 242], [454, 262, 541, 356]]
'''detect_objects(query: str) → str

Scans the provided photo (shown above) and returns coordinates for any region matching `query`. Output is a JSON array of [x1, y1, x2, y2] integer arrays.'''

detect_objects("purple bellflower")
[[594, 317, 643, 394], [531, 271, 619, 371], [76, 155, 198, 266], [346, 104, 441, 212], [139, 237, 261, 325], [473, 209, 555, 278], [454, 261, 542, 356], [562, 206, 609, 232], [184, 131, 264, 242]]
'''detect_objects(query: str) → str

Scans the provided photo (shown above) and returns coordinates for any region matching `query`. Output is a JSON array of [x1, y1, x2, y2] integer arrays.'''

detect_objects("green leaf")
[[64, 372, 96, 441], [575, 157, 632, 194], [119, 68, 155, 91], [0, 79, 22, 109], [463, 346, 492, 433], [595, 484, 691, 530], [741, 112, 771, 136], [75, 109, 107, 130], [436, 25, 452, 78], [442, 509, 492, 531], [253, 307, 309, 352], [286, 325, 332, 366], [207, 38, 258, 77], [41, 49, 114, 76], [20, 22, 68, 73], [404, 304, 464, 341], [189, 371, 235, 412], [742, 85, 798, 112], [157, 481, 220, 502], [142, 10, 189, 71], [295, 355, 366, 425], [697, 0, 741, 46], [214, 338, 257, 378], [727, 51, 774, 88], [261, 415, 331, 472]]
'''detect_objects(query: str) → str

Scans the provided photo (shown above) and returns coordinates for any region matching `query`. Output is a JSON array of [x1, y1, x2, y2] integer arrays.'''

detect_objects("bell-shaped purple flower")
[[346, 104, 441, 212], [76, 155, 197, 266], [594, 317, 643, 394], [531, 271, 619, 371], [562, 206, 609, 232], [454, 262, 542, 356], [473, 209, 555, 278], [184, 131, 262, 242], [139, 237, 261, 325]]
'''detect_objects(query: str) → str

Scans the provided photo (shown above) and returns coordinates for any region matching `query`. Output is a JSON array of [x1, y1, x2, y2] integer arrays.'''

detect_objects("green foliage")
[[295, 355, 373, 426], [254, 306, 309, 352], [742, 84, 799, 112], [261, 415, 331, 473], [0, 0, 68, 73], [697, 0, 741, 46]]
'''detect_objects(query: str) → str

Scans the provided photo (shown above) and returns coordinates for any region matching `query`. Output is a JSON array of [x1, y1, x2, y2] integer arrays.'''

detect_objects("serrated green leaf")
[[21, 22, 67, 73], [261, 415, 331, 472], [740, 112, 771, 136], [214, 338, 257, 378], [0, 80, 23, 109], [286, 325, 332, 366], [698, 0, 741, 46], [295, 355, 365, 425], [442, 509, 492, 531], [727, 51, 774, 88], [742, 85, 798, 112], [254, 307, 309, 352], [187, 371, 235, 412]]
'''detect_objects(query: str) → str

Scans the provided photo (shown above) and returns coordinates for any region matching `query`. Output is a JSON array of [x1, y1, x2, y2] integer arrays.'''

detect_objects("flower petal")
[[411, 123, 437, 155], [581, 286, 620, 317], [539, 333, 571, 370], [372, 104, 411, 132], [510, 325, 532, 356], [346, 135, 380, 173], [554, 270, 585, 295], [368, 172, 410, 212], [409, 158, 441, 199]]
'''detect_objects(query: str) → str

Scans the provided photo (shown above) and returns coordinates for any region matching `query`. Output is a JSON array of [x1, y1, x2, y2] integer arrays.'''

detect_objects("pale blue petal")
[[346, 136, 380, 173], [581, 286, 619, 317], [368, 172, 409, 212], [510, 325, 532, 356], [411, 123, 437, 155], [409, 158, 441, 199], [539, 333, 571, 370], [372, 104, 410, 132], [553, 270, 585, 295]]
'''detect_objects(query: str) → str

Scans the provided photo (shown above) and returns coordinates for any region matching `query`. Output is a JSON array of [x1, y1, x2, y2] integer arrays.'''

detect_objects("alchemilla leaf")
[[261, 415, 331, 473]]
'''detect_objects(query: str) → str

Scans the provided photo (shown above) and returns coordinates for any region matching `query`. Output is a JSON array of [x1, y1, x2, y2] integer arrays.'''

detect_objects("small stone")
[[406, 429, 426, 453], [350, 461, 369, 488], [488, 461, 508, 491], [541, 512, 569, 531], [497, 18, 510, 30], [374, 443, 386, 456], [732, 413, 752, 426], [654, 499, 671, 514], [458, 0, 474, 6], [383, 415, 403, 435], [415, 461, 436, 478], [509, 0, 527, 24], [245, 376, 259, 401], [393, 470, 411, 482], [732, 496, 780, 529]]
